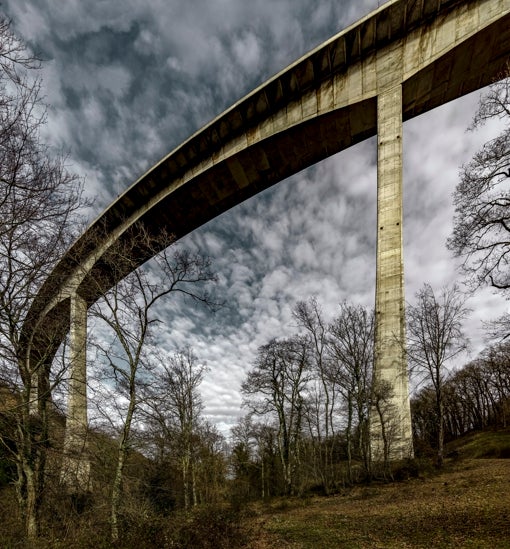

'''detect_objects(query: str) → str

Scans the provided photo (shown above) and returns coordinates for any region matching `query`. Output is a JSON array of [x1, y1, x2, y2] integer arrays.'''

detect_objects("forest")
[[0, 15, 509, 547]]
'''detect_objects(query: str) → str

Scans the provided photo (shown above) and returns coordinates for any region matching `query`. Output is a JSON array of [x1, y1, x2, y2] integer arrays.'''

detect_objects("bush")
[[168, 505, 250, 548]]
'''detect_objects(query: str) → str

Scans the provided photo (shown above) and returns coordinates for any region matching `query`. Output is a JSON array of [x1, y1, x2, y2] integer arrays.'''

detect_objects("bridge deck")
[[23, 0, 510, 366]]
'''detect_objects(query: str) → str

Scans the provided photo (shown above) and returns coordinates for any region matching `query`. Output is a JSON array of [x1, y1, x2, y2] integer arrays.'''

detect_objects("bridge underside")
[[21, 0, 510, 469], [36, 8, 510, 317]]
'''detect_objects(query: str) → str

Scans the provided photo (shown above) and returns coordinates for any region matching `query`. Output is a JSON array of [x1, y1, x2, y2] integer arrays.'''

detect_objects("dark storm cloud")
[[3, 0, 507, 431], [4, 0, 383, 207]]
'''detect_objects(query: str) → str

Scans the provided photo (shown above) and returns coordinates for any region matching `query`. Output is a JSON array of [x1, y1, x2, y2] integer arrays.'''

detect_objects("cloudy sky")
[[4, 0, 508, 433]]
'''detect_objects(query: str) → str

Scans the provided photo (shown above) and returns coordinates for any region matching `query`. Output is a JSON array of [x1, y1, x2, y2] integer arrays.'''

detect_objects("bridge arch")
[[22, 0, 510, 469]]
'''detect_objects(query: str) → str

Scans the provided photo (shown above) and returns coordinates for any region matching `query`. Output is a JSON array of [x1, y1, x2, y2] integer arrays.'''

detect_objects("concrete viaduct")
[[21, 0, 510, 483]]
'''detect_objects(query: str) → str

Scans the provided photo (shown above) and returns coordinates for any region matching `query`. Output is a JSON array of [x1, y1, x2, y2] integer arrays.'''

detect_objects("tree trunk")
[[25, 466, 38, 541], [346, 395, 353, 484], [278, 427, 292, 495], [182, 454, 190, 509], [191, 462, 198, 507], [15, 378, 49, 542], [260, 457, 265, 499], [111, 395, 136, 544], [375, 400, 391, 480], [436, 391, 444, 468]]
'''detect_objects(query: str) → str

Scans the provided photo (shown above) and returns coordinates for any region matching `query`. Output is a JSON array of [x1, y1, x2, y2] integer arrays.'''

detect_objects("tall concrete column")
[[372, 84, 413, 460], [61, 292, 90, 491]]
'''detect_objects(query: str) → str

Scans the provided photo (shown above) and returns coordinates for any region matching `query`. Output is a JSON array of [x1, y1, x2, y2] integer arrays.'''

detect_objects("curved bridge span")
[[24, 0, 510, 470]]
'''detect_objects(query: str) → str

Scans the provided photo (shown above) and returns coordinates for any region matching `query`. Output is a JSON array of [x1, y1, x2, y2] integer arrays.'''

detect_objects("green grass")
[[447, 428, 510, 459]]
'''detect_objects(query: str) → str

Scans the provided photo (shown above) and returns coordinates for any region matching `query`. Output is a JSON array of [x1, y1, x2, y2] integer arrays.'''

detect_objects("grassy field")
[[245, 432, 510, 548]]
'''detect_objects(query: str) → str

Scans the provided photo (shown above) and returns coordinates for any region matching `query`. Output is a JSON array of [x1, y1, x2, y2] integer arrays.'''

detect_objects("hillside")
[[1, 429, 509, 547], [245, 431, 510, 548]]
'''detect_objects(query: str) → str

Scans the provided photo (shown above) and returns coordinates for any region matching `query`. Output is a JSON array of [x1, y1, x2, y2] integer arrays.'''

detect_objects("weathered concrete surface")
[[373, 85, 413, 460], [20, 0, 510, 460], [60, 293, 90, 491]]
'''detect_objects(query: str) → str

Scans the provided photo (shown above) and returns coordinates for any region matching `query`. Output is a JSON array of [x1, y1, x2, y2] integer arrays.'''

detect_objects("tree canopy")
[[448, 74, 510, 292]]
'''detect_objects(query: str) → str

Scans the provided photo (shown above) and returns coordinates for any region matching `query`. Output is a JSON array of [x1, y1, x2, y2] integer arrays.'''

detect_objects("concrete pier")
[[61, 293, 90, 491], [20, 0, 509, 466], [372, 85, 413, 460]]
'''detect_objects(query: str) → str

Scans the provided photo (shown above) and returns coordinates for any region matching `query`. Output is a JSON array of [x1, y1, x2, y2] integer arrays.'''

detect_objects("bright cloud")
[[3, 0, 508, 434]]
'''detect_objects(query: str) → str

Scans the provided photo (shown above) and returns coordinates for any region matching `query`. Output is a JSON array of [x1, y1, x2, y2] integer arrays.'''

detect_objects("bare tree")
[[143, 347, 206, 510], [193, 421, 227, 505], [482, 342, 510, 428], [328, 302, 374, 479], [242, 337, 310, 495], [293, 298, 337, 492], [89, 231, 217, 543], [0, 18, 84, 540], [230, 416, 279, 500], [230, 415, 259, 501], [448, 73, 510, 293], [406, 283, 470, 467], [370, 379, 398, 479], [412, 340, 510, 449]]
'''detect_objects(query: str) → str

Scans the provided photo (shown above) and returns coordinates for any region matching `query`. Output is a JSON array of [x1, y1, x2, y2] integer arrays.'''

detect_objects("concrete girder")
[[19, 0, 510, 460]]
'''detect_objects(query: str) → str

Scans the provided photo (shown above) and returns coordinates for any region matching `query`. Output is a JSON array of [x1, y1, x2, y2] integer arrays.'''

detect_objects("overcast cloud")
[[4, 0, 508, 432]]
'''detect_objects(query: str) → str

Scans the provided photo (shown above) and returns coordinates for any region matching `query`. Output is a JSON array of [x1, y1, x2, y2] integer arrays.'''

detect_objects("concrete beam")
[[22, 2, 509, 344]]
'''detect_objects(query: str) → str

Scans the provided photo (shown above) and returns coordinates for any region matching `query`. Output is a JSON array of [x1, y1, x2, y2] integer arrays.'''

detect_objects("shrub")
[[168, 505, 249, 548]]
